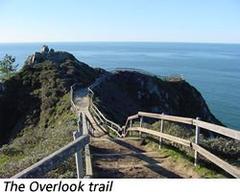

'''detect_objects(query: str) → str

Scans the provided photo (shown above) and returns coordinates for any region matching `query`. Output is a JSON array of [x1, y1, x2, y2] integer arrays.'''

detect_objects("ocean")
[[0, 42, 239, 130]]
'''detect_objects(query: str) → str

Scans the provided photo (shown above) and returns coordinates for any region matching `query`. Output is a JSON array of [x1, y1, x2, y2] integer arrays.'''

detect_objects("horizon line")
[[0, 40, 240, 45]]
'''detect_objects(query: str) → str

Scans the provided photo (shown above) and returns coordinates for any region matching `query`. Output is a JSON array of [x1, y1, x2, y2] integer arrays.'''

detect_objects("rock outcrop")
[[92, 71, 221, 126], [26, 45, 77, 65]]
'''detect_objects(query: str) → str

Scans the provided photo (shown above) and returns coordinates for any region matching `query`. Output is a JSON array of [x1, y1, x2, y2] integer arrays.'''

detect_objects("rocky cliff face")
[[92, 71, 221, 125], [0, 46, 101, 145]]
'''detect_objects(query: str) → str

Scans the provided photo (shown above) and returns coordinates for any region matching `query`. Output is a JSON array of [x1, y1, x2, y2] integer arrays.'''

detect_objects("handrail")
[[128, 127, 191, 147], [80, 112, 93, 178], [138, 112, 193, 125], [193, 120, 240, 140], [73, 77, 240, 178], [88, 87, 123, 137], [124, 114, 139, 128], [124, 111, 240, 178], [13, 88, 93, 178], [192, 143, 240, 178], [70, 84, 78, 111], [12, 135, 89, 178], [91, 103, 121, 130], [128, 127, 240, 178], [71, 88, 93, 178], [134, 112, 240, 140]]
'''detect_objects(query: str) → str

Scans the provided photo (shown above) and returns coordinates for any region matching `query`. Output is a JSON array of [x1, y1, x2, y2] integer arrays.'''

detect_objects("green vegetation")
[[0, 49, 101, 177], [0, 93, 78, 178], [0, 54, 18, 81], [147, 120, 240, 164], [145, 138, 225, 178], [129, 119, 238, 177]]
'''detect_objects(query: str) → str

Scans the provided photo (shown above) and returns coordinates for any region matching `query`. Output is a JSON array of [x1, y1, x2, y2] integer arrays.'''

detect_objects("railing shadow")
[[111, 138, 182, 178]]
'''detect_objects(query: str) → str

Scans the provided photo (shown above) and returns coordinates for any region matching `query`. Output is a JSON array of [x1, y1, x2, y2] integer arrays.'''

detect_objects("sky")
[[0, 0, 240, 43]]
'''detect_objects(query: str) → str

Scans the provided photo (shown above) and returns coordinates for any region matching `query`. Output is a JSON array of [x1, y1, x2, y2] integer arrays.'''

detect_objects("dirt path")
[[90, 137, 200, 178], [74, 88, 106, 137], [74, 86, 200, 178]]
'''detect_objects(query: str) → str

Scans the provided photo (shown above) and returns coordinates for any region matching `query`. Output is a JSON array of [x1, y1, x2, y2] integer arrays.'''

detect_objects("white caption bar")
[[0, 179, 239, 192]]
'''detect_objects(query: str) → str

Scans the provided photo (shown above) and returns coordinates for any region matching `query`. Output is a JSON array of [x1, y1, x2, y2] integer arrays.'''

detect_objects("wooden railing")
[[13, 101, 93, 178], [71, 85, 93, 178], [70, 83, 78, 112], [12, 135, 89, 178], [74, 112, 93, 178], [88, 87, 123, 137], [124, 111, 240, 178], [72, 79, 240, 178]]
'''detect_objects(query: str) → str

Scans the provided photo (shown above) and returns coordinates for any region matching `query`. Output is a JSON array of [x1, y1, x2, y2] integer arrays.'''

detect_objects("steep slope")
[[0, 46, 103, 177], [92, 71, 240, 162], [0, 47, 101, 146], [92, 71, 221, 125]]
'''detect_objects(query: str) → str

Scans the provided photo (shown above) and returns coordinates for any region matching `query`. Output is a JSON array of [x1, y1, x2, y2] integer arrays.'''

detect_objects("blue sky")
[[0, 0, 239, 43]]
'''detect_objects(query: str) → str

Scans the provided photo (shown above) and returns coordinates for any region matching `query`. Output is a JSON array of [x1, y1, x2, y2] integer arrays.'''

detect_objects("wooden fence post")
[[73, 113, 84, 178], [129, 119, 133, 137], [139, 116, 143, 137], [194, 117, 200, 166], [78, 114, 83, 136], [159, 113, 164, 149]]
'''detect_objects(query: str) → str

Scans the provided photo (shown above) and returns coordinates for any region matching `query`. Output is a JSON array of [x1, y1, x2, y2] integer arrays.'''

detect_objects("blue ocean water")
[[0, 42, 240, 130]]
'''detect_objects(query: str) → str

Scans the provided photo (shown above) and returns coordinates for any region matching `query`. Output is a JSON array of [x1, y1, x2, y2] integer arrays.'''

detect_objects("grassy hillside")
[[0, 94, 77, 177], [0, 49, 101, 177]]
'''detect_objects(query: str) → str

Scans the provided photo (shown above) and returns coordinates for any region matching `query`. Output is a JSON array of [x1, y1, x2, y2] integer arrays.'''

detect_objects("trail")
[[73, 83, 200, 178]]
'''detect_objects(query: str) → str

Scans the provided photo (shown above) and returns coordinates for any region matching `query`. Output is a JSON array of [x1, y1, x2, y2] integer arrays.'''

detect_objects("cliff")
[[92, 71, 221, 126]]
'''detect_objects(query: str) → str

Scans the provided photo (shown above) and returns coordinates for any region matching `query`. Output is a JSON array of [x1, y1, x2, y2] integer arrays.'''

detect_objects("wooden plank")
[[138, 112, 193, 125], [88, 88, 94, 95], [136, 112, 240, 141], [91, 107, 105, 124], [12, 135, 90, 178], [88, 88, 122, 133], [81, 113, 93, 178], [194, 120, 240, 140], [194, 117, 200, 166], [92, 104, 106, 120], [105, 124, 122, 137], [91, 103, 122, 132], [127, 114, 139, 121], [192, 143, 240, 178], [84, 144, 93, 177], [92, 104, 111, 123], [82, 113, 88, 135], [73, 131, 84, 178], [159, 116, 164, 148], [86, 110, 108, 133], [90, 106, 107, 126], [124, 114, 139, 128], [128, 127, 191, 147], [70, 84, 78, 111]]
